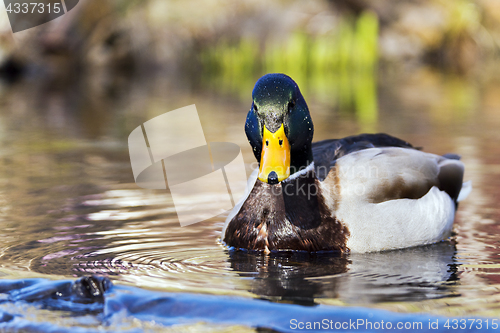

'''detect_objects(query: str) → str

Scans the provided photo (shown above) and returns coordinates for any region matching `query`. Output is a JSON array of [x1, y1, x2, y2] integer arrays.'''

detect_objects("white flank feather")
[[338, 186, 455, 252]]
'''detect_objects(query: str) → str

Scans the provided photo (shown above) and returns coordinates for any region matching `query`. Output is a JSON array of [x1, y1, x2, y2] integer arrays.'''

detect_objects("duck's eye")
[[266, 140, 269, 146], [279, 139, 283, 147], [253, 103, 258, 112], [288, 100, 295, 112]]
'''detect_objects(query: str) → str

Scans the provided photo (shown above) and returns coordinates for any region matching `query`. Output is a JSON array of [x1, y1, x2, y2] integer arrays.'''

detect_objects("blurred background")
[[0, 0, 498, 145], [0, 0, 499, 137]]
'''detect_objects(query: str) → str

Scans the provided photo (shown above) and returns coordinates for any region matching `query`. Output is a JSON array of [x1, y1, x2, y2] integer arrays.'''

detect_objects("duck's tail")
[[439, 153, 471, 203], [457, 181, 472, 202]]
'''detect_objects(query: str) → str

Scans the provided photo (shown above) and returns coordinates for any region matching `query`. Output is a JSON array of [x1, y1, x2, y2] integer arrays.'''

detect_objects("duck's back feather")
[[312, 133, 415, 181], [330, 147, 464, 202]]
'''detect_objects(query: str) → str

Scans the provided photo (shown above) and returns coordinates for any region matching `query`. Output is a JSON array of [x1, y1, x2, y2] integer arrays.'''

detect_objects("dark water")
[[0, 68, 499, 331]]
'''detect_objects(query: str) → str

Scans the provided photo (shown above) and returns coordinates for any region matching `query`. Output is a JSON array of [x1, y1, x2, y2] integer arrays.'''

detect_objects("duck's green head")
[[245, 73, 314, 184]]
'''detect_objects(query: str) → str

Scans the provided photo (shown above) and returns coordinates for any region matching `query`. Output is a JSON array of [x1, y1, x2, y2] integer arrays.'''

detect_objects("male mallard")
[[222, 73, 471, 254]]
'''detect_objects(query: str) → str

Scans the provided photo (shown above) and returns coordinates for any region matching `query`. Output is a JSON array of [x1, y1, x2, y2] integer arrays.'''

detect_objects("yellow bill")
[[258, 124, 290, 184]]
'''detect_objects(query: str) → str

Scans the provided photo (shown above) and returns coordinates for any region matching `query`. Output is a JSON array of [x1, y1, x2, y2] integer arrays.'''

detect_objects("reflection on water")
[[0, 66, 500, 328], [228, 242, 458, 305], [228, 251, 350, 305], [343, 243, 458, 303]]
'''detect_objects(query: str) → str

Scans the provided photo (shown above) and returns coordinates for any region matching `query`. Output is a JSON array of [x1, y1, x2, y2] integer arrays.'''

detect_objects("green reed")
[[200, 11, 379, 131]]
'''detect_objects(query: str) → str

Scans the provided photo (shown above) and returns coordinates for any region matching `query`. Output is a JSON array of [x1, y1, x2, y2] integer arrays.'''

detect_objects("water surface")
[[0, 69, 499, 329]]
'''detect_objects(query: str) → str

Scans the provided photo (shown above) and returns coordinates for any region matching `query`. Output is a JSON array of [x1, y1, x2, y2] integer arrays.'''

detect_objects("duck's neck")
[[281, 167, 322, 229], [290, 145, 314, 175]]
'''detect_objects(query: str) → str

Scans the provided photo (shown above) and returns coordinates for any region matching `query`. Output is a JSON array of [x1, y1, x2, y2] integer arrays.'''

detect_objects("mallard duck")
[[222, 73, 471, 254]]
